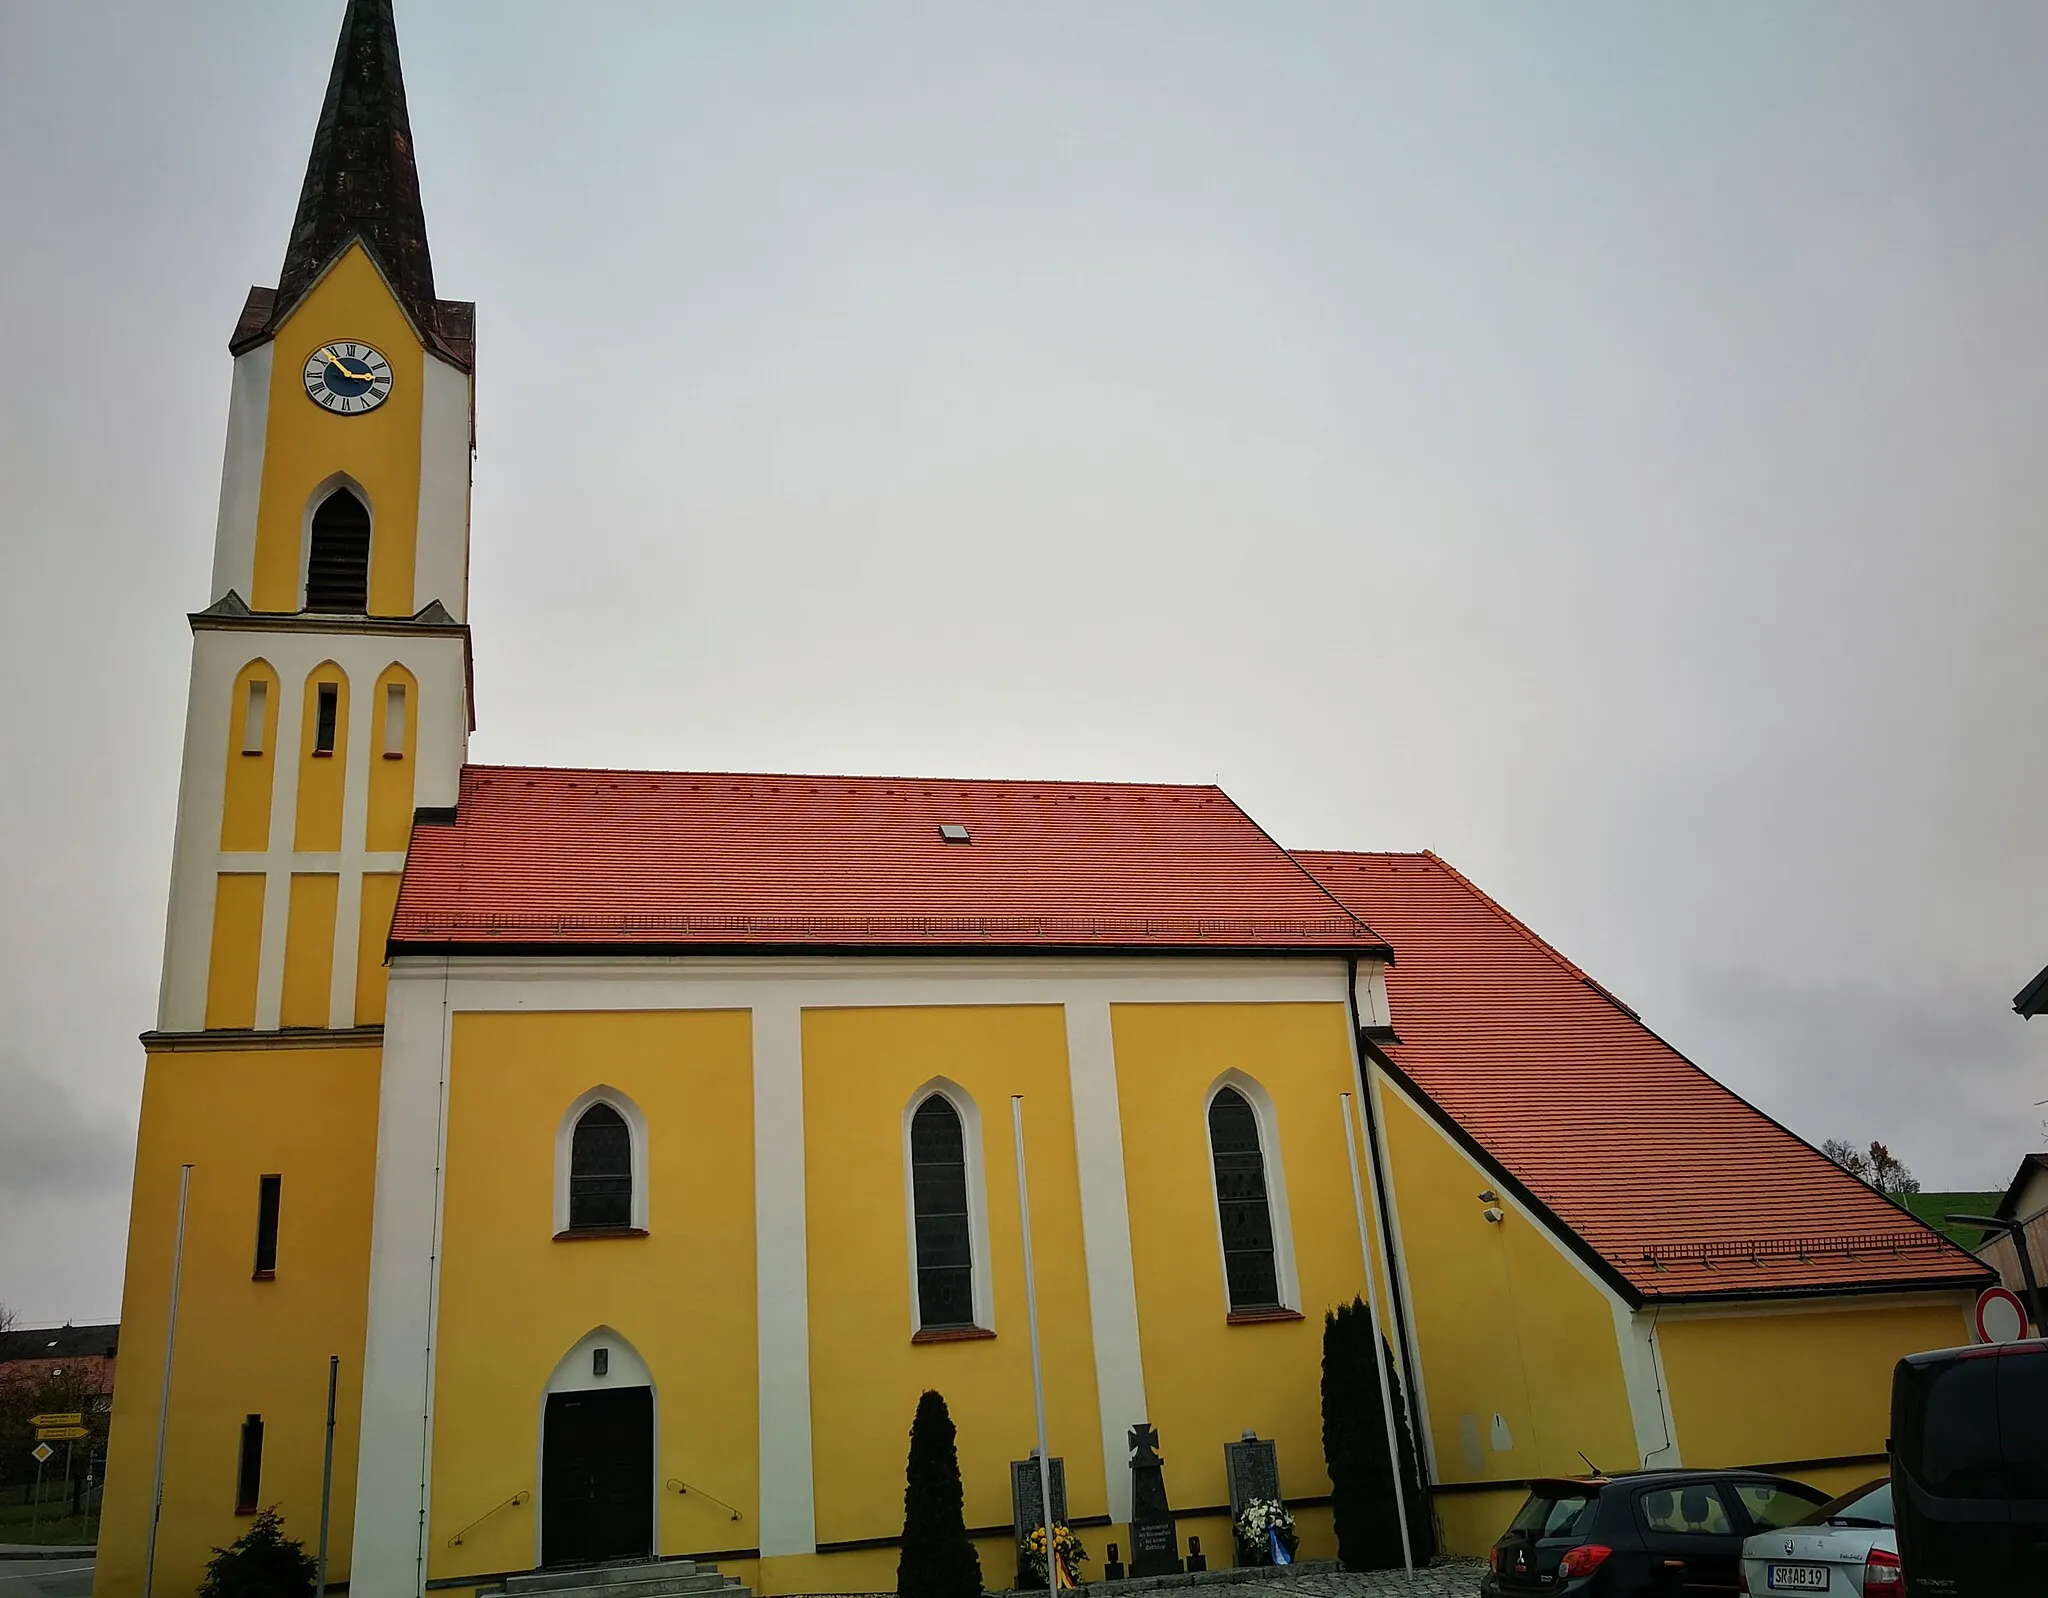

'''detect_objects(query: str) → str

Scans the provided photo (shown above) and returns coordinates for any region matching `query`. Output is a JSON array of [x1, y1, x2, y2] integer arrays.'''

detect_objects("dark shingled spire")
[[282, 0, 434, 323], [233, 0, 472, 368]]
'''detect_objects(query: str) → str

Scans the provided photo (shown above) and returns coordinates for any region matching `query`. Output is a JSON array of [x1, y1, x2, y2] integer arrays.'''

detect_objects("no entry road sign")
[[1974, 1284, 2028, 1345]]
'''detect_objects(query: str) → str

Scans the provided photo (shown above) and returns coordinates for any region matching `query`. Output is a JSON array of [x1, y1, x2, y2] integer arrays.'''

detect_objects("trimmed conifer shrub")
[[897, 1389, 984, 1598], [198, 1507, 318, 1598], [1321, 1296, 1435, 1569]]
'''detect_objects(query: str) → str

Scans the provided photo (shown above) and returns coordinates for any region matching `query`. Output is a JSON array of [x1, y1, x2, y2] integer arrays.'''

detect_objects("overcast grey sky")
[[3, 1, 2045, 1324]]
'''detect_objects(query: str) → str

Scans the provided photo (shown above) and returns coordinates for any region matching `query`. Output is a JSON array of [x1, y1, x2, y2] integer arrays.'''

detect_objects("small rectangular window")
[[314, 683, 338, 755], [235, 1415, 264, 1514], [382, 682, 406, 758], [253, 1175, 281, 1278], [241, 681, 267, 755]]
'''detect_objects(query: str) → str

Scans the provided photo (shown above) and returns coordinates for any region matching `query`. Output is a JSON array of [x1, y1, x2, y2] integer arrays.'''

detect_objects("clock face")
[[302, 341, 394, 415]]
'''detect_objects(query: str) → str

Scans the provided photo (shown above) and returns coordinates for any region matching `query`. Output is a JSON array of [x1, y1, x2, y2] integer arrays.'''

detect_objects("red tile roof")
[[391, 766, 1388, 954], [1296, 850, 1991, 1303]]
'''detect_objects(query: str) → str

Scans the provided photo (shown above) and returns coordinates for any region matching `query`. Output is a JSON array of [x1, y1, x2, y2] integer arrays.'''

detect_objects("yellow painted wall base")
[[96, 1044, 382, 1598]]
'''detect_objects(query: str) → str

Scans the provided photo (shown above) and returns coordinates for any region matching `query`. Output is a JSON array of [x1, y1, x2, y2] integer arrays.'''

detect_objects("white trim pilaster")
[[753, 999, 817, 1557], [352, 960, 454, 1598], [1063, 999, 1147, 1524]]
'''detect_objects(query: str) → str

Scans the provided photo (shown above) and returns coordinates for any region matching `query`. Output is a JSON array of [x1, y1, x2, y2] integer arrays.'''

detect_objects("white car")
[[1739, 1477, 1900, 1595]]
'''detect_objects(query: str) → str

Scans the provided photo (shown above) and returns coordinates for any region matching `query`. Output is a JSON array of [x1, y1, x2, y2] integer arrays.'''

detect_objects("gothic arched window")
[[1208, 1086, 1281, 1312], [909, 1095, 975, 1329], [305, 487, 371, 612], [568, 1102, 633, 1231]]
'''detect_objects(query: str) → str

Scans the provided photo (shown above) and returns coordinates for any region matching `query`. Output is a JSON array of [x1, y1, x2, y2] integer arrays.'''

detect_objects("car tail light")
[[1559, 1545, 1613, 1578], [1864, 1546, 1903, 1593], [1489, 1546, 1500, 1572]]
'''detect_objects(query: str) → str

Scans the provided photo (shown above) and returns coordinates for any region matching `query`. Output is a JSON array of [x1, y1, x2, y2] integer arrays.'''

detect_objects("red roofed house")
[[97, 4, 1988, 1595]]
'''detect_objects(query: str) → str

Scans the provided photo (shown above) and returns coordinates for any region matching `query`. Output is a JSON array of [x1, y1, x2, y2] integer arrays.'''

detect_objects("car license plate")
[[1767, 1566, 1829, 1592]]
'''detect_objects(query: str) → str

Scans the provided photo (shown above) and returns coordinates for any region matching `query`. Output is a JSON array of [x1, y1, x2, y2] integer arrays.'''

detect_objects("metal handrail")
[[447, 1489, 531, 1548], [666, 1478, 744, 1522]]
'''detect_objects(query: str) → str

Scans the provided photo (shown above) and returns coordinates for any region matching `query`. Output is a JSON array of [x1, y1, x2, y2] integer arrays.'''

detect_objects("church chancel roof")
[[390, 764, 1392, 955]]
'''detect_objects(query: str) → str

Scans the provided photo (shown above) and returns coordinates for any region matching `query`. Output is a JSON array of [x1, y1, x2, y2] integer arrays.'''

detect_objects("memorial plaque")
[[1224, 1433, 1282, 1565], [1010, 1454, 1067, 1586], [1127, 1423, 1182, 1577]]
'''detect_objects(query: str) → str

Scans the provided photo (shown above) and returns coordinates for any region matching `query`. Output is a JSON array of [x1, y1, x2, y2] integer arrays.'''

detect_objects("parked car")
[[1892, 1338, 2048, 1596], [1738, 1476, 1897, 1595], [1483, 1470, 1829, 1596]]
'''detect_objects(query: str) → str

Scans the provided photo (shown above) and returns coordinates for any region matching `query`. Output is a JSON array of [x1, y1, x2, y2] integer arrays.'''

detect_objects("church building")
[[98, 6, 1991, 1597]]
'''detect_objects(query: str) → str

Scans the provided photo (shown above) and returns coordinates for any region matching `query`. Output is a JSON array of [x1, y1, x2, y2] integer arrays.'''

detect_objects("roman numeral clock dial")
[[302, 341, 394, 414]]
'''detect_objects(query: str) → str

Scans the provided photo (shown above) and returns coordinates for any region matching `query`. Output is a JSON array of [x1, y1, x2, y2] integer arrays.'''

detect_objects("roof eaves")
[[2015, 961, 2048, 1018], [1640, 1269, 1995, 1307], [229, 236, 472, 372], [1996, 1152, 2048, 1222]]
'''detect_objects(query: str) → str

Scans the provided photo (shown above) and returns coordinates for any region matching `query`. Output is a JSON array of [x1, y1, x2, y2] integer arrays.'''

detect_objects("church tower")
[[158, 0, 473, 1036], [98, 4, 472, 1592]]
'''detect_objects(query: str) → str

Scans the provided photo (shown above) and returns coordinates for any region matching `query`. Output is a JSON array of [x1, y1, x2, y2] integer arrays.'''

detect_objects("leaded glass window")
[[1209, 1087, 1280, 1311], [569, 1102, 633, 1230], [910, 1096, 975, 1328]]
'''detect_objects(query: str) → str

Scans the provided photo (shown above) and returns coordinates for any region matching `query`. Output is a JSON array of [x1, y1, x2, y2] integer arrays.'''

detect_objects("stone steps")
[[482, 1559, 750, 1598]]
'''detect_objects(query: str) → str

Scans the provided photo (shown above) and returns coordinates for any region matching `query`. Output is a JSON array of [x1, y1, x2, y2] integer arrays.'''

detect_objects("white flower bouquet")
[[1233, 1497, 1297, 1564]]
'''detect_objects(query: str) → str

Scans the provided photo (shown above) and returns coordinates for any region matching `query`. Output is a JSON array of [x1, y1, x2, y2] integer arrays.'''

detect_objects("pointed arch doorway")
[[540, 1328, 656, 1567]]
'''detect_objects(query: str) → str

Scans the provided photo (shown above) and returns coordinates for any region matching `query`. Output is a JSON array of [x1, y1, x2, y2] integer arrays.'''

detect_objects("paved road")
[[0, 1557, 94, 1598]]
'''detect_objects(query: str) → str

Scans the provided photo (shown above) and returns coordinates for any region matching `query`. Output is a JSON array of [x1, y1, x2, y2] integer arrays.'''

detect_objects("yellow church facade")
[[98, 6, 1992, 1598]]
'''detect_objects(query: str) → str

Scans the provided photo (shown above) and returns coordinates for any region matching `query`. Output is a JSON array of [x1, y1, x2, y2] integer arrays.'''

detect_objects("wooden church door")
[[541, 1386, 654, 1566]]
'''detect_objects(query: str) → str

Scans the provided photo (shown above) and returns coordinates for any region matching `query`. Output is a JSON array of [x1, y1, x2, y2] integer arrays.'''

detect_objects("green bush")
[[897, 1390, 983, 1598], [1321, 1297, 1435, 1569], [199, 1508, 317, 1598]]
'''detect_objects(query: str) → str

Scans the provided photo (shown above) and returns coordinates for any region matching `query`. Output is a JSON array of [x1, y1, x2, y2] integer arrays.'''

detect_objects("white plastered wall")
[[207, 342, 273, 606], [156, 624, 468, 1032], [414, 354, 472, 620], [351, 954, 1366, 1591]]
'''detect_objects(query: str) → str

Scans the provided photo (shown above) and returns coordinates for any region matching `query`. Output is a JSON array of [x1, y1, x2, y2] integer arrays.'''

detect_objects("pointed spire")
[[277, 0, 436, 331]]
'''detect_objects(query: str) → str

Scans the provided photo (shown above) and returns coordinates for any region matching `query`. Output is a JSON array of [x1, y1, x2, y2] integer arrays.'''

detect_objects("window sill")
[[251, 1269, 275, 1282], [912, 1326, 996, 1345], [1226, 1308, 1304, 1325], [382, 752, 404, 760], [552, 1226, 649, 1242], [234, 1507, 258, 1517], [311, 750, 334, 759], [240, 749, 264, 758]]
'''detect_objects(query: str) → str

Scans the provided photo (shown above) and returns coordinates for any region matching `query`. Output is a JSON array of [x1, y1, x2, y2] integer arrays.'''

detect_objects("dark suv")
[[1482, 1470, 1829, 1595]]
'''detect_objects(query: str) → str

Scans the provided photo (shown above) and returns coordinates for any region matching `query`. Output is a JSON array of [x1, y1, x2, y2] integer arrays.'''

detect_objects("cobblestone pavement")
[[1247, 1561, 1485, 1597]]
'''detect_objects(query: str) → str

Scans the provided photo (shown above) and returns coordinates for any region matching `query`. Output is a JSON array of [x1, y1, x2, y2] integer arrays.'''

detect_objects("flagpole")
[[1012, 1096, 1057, 1595], [1341, 1095, 1414, 1576], [317, 1354, 340, 1598], [143, 1163, 194, 1598]]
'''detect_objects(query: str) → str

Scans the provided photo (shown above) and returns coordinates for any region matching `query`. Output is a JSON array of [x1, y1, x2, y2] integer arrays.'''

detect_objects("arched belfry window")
[[554, 1089, 649, 1238], [305, 487, 370, 612], [1207, 1082, 1294, 1314], [903, 1083, 994, 1336]]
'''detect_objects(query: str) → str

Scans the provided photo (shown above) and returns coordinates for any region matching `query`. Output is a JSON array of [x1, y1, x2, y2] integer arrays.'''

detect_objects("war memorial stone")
[[1010, 1453, 1067, 1584], [1127, 1422, 1182, 1576], [1223, 1432, 1281, 1564]]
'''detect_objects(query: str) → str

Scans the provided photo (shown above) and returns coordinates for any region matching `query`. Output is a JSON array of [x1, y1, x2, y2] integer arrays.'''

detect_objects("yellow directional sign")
[[28, 1413, 82, 1428], [36, 1425, 89, 1441]]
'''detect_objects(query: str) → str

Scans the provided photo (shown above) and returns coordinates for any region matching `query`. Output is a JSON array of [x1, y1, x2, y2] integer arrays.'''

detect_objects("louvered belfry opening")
[[306, 488, 371, 612]]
